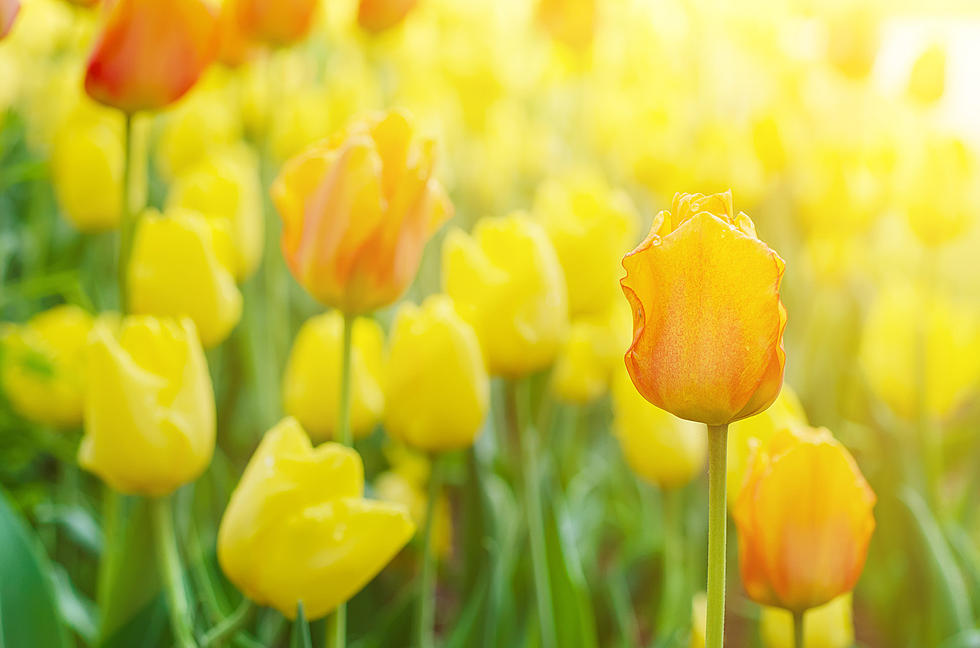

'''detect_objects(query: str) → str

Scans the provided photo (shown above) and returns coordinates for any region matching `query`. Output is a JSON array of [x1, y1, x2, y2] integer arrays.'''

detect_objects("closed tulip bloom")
[[84, 0, 217, 113], [127, 210, 242, 348], [374, 469, 451, 559], [79, 316, 215, 495], [552, 301, 630, 403], [358, 0, 417, 33], [734, 427, 876, 613], [826, 7, 879, 80], [167, 145, 264, 280], [272, 109, 452, 314], [215, 0, 255, 67], [217, 417, 414, 620], [0, 0, 18, 39], [283, 312, 385, 442], [443, 215, 568, 377], [621, 191, 786, 426], [760, 594, 854, 648], [907, 43, 946, 105], [611, 366, 707, 489], [904, 135, 975, 247], [232, 0, 318, 47], [1, 306, 93, 427], [385, 295, 489, 452]]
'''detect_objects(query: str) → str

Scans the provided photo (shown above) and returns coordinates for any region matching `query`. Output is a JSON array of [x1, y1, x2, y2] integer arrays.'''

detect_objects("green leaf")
[[0, 487, 71, 648], [50, 563, 99, 645], [544, 494, 598, 648], [35, 502, 103, 555], [291, 602, 312, 648]]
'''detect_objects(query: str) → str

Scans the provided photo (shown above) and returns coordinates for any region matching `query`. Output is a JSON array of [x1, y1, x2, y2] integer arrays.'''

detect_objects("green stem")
[[96, 489, 123, 630], [416, 454, 446, 648], [508, 381, 557, 648], [658, 488, 684, 634], [705, 424, 728, 648], [326, 312, 356, 648], [117, 112, 138, 314], [792, 610, 804, 648], [152, 496, 197, 648], [201, 600, 254, 648]]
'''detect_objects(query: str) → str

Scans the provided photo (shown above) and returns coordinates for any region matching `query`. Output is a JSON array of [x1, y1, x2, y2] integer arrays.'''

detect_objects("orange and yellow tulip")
[[733, 427, 876, 613], [84, 0, 217, 113], [358, 0, 418, 33], [232, 0, 318, 47], [272, 109, 452, 314], [621, 191, 786, 426]]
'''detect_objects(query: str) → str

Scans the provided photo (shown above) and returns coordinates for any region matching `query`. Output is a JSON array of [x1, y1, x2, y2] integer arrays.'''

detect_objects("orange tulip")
[[734, 427, 876, 614], [216, 0, 256, 67], [84, 0, 217, 113], [0, 0, 18, 39], [271, 109, 452, 314], [537, 0, 597, 50], [232, 0, 318, 47], [621, 191, 786, 426], [358, 0, 418, 33], [65, 0, 99, 7]]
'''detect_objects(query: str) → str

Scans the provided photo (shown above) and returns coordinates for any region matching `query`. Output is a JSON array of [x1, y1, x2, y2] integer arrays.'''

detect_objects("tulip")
[[232, 0, 318, 47], [374, 469, 451, 559], [51, 102, 124, 232], [907, 43, 946, 105], [84, 0, 217, 113], [903, 135, 975, 247], [611, 365, 707, 489], [532, 172, 637, 318], [215, 0, 256, 67], [167, 145, 264, 280], [443, 214, 568, 377], [760, 594, 854, 648], [690, 592, 707, 648], [127, 209, 243, 348], [272, 109, 452, 314], [79, 316, 215, 495], [621, 191, 786, 426], [267, 86, 332, 162], [358, 0, 418, 33], [537, 0, 597, 50], [0, 0, 18, 39], [217, 417, 414, 620], [859, 283, 980, 421], [826, 7, 879, 80], [384, 295, 489, 452], [1, 305, 93, 427], [282, 312, 385, 442], [734, 427, 876, 614], [552, 301, 630, 404]]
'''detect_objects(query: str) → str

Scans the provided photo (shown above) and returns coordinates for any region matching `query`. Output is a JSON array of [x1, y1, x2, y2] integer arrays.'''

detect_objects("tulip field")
[[3, 0, 980, 647]]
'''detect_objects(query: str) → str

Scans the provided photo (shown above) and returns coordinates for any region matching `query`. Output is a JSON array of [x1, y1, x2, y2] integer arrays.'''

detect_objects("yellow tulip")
[[859, 284, 980, 420], [442, 214, 568, 377], [903, 135, 975, 247], [907, 43, 946, 105], [217, 417, 414, 620], [283, 312, 385, 442], [374, 469, 451, 559], [690, 592, 707, 648], [127, 209, 243, 348], [611, 366, 707, 489], [79, 316, 215, 495], [727, 384, 807, 507], [537, 0, 597, 50], [51, 101, 124, 232], [1, 305, 93, 427], [384, 295, 489, 452], [532, 172, 637, 318], [267, 86, 332, 162], [760, 594, 854, 648], [825, 6, 879, 80], [551, 301, 630, 404], [166, 144, 264, 280]]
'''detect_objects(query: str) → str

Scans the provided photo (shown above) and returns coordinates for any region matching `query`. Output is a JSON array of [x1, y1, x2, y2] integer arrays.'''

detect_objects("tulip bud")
[[621, 191, 787, 426], [232, 0, 318, 47], [859, 283, 980, 421], [734, 427, 876, 613], [1, 0, 19, 39], [443, 214, 569, 377], [51, 102, 124, 232], [272, 109, 452, 314], [283, 312, 385, 442], [84, 0, 217, 113], [760, 593, 854, 648], [611, 365, 707, 489], [358, 0, 418, 33], [127, 209, 243, 348], [907, 43, 946, 105], [167, 145, 264, 280], [375, 469, 451, 559], [79, 316, 215, 495], [551, 301, 630, 404], [384, 295, 489, 452], [532, 172, 637, 318], [1, 305, 93, 427], [217, 417, 414, 620]]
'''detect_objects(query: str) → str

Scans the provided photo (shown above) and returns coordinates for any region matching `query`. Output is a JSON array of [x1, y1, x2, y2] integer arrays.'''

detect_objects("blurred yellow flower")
[[760, 593, 854, 648], [283, 312, 385, 442], [374, 469, 451, 559], [903, 135, 975, 247], [537, 0, 596, 50], [907, 43, 946, 105], [127, 209, 243, 348], [167, 144, 264, 280], [551, 300, 630, 404], [859, 284, 980, 421], [443, 214, 568, 377], [358, 0, 418, 33], [268, 85, 332, 162], [532, 172, 637, 318], [611, 366, 707, 489], [217, 417, 414, 620], [79, 316, 215, 495], [825, 6, 879, 80], [690, 592, 707, 648], [1, 305, 93, 427], [385, 295, 489, 452]]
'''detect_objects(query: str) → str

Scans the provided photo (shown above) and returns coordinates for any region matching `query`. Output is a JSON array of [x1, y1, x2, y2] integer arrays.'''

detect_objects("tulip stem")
[[152, 496, 198, 648], [658, 488, 685, 633], [792, 610, 804, 648], [416, 453, 446, 648], [117, 112, 138, 314], [705, 424, 728, 648]]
